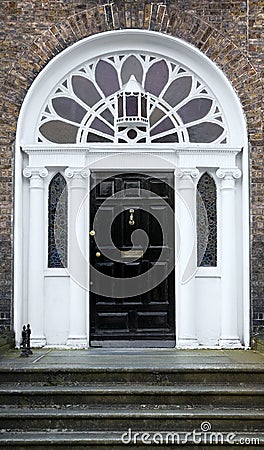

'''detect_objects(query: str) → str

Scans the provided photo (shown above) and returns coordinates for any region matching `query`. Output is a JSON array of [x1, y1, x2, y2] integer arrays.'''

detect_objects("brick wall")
[[0, 0, 263, 334]]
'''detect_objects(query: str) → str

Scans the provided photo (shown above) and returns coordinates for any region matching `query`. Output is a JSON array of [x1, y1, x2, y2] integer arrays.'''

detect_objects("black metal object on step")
[[20, 324, 33, 357]]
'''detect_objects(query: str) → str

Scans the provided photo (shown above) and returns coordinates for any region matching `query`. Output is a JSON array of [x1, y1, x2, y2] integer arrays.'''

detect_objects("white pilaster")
[[23, 167, 48, 347], [176, 168, 199, 348], [216, 168, 242, 348], [65, 168, 88, 347]]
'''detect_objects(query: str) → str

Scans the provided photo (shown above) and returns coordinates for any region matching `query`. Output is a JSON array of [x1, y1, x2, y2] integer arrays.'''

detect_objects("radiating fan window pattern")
[[48, 173, 68, 268], [197, 173, 217, 267], [37, 53, 227, 145]]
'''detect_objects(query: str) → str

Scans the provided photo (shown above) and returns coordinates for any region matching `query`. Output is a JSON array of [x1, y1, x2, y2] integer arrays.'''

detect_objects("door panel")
[[89, 172, 175, 347]]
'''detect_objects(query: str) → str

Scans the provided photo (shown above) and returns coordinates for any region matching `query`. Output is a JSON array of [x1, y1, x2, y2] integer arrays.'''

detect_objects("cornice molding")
[[21, 144, 243, 156]]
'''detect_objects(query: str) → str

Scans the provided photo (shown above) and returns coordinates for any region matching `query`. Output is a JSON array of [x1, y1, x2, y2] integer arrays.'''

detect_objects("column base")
[[31, 337, 47, 348], [177, 338, 199, 349], [219, 338, 243, 349], [66, 337, 88, 348]]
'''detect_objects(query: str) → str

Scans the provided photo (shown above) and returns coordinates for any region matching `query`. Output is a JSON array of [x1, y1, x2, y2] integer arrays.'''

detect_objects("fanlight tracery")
[[37, 53, 227, 145]]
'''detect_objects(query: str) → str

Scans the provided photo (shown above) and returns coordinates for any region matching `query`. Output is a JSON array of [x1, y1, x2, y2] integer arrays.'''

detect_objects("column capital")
[[23, 167, 48, 179], [216, 168, 242, 180], [176, 168, 199, 179], [64, 167, 89, 179]]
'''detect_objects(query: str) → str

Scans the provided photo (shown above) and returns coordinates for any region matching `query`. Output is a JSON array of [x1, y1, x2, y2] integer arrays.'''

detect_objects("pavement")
[[0, 348, 264, 370]]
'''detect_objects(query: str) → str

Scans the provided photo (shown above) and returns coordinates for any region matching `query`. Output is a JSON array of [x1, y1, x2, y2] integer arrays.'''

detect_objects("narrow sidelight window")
[[48, 173, 68, 268], [197, 172, 217, 267]]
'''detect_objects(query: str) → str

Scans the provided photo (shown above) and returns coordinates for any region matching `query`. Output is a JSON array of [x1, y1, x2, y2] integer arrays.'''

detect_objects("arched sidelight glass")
[[48, 173, 68, 268], [197, 172, 217, 267]]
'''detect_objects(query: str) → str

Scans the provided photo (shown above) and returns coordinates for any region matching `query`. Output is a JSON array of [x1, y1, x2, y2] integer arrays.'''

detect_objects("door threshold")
[[90, 340, 176, 348]]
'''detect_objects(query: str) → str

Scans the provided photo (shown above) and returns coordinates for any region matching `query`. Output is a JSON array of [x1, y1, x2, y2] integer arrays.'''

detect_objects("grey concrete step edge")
[[0, 407, 264, 418], [1, 366, 264, 373], [0, 384, 264, 395], [0, 431, 263, 445]]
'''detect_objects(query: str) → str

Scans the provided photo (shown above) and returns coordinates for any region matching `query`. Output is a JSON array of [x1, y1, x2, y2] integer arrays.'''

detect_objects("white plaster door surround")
[[14, 30, 249, 348]]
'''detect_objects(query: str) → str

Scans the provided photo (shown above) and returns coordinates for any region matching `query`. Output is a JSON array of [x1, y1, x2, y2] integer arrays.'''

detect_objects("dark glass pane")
[[152, 133, 179, 143], [40, 121, 78, 143], [141, 96, 147, 118], [197, 173, 217, 267], [95, 60, 120, 97], [124, 180, 140, 196], [163, 76, 192, 107], [150, 107, 165, 127], [127, 129, 137, 139], [150, 117, 174, 136], [188, 122, 224, 143], [91, 118, 114, 136], [48, 173, 68, 268], [72, 76, 101, 107], [118, 96, 123, 117], [101, 108, 114, 125], [121, 55, 143, 84], [52, 97, 87, 123], [145, 60, 169, 97], [87, 132, 112, 142], [99, 181, 114, 197], [177, 98, 213, 123], [126, 96, 138, 116]]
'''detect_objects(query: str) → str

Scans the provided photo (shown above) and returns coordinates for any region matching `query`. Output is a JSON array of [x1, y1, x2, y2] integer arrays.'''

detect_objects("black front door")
[[89, 171, 175, 347]]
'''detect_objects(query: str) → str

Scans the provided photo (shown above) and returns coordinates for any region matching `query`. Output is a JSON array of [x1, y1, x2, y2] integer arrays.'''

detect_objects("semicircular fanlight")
[[37, 52, 227, 145]]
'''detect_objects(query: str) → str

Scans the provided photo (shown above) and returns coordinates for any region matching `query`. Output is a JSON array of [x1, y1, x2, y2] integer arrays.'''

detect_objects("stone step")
[[0, 406, 263, 432], [1, 351, 263, 447], [0, 431, 263, 449], [0, 383, 263, 407], [1, 367, 264, 384]]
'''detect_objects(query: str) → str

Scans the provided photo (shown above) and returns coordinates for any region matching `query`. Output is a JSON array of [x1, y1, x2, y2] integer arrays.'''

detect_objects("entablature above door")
[[21, 143, 242, 170]]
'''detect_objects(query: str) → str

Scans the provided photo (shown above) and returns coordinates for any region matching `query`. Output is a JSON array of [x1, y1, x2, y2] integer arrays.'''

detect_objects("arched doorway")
[[14, 30, 249, 348]]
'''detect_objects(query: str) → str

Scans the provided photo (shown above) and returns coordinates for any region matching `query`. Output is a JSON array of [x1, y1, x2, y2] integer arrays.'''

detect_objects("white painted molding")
[[22, 143, 242, 155], [219, 338, 243, 349]]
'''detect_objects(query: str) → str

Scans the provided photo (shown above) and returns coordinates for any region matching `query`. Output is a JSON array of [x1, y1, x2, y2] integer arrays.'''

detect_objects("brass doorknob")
[[90, 230, 95, 236], [95, 252, 101, 257]]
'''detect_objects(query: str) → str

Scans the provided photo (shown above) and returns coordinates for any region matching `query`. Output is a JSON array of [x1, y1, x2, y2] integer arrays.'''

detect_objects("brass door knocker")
[[129, 209, 135, 226]]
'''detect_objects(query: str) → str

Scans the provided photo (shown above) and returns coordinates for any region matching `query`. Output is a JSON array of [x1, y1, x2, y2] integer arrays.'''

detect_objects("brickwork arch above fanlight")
[[19, 30, 246, 147]]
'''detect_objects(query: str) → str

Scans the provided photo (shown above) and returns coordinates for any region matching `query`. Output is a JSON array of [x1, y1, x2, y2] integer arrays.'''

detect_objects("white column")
[[216, 168, 242, 348], [23, 167, 48, 347], [65, 168, 88, 347], [176, 168, 199, 348]]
